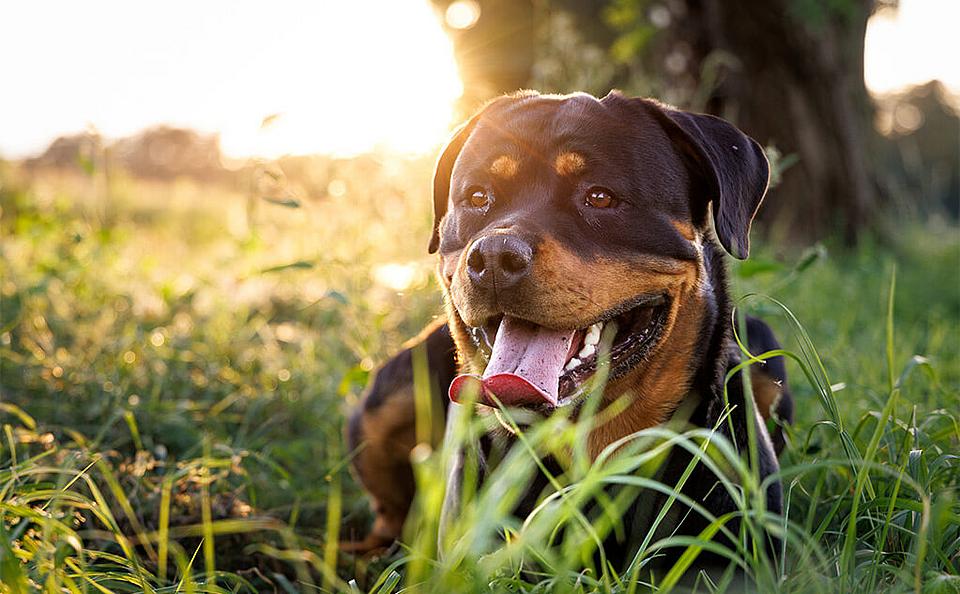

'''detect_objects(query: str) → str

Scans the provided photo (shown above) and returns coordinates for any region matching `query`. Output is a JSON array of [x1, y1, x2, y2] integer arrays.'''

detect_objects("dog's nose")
[[466, 235, 533, 290]]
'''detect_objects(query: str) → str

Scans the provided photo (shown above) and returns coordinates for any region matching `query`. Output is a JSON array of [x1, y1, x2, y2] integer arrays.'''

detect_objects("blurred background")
[[0, 0, 957, 589], [2, 0, 958, 239]]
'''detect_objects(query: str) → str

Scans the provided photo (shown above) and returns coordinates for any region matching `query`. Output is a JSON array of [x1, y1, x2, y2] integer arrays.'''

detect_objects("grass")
[[0, 158, 957, 592]]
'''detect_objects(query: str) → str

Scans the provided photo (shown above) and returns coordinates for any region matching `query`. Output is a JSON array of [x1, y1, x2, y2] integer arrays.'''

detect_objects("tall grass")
[[0, 161, 957, 592]]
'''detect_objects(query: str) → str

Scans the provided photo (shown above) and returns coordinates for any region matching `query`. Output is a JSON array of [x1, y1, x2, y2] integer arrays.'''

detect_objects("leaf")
[[0, 403, 37, 429], [262, 196, 301, 208], [794, 243, 827, 274], [764, 144, 799, 188], [372, 570, 402, 594], [260, 113, 282, 129], [260, 260, 315, 274], [0, 519, 30, 592], [734, 257, 784, 279], [325, 290, 349, 305], [338, 364, 370, 397]]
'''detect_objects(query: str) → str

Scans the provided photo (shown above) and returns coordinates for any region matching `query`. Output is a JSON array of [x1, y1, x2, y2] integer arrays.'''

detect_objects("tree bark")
[[686, 0, 882, 243], [437, 0, 886, 243]]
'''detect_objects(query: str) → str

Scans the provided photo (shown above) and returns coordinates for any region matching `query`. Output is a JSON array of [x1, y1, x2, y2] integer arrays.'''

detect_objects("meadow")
[[0, 157, 957, 593]]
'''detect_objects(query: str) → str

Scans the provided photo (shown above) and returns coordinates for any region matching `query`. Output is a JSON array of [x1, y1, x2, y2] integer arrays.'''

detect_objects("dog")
[[343, 91, 793, 566]]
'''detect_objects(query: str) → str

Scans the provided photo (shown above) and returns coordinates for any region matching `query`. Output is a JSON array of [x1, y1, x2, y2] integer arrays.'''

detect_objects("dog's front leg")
[[437, 401, 486, 558]]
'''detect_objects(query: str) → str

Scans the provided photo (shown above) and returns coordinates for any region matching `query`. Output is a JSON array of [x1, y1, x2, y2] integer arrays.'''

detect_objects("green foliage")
[[0, 161, 957, 592], [529, 11, 618, 97], [603, 0, 656, 64], [788, 0, 863, 29]]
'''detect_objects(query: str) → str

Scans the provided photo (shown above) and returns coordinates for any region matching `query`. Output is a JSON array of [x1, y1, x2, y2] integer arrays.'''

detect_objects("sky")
[[0, 0, 956, 160], [0, 0, 462, 158], [863, 0, 960, 95]]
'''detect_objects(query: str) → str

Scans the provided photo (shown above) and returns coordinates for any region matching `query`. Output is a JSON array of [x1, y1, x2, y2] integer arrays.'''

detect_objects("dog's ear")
[[429, 116, 482, 254], [644, 102, 770, 259], [430, 92, 538, 254]]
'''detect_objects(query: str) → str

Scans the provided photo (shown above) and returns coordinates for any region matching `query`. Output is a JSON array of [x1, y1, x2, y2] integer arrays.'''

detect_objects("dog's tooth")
[[584, 323, 602, 346], [564, 357, 581, 372], [577, 343, 596, 359]]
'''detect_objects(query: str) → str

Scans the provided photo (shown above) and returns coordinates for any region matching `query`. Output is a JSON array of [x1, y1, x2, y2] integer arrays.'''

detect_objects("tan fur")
[[671, 220, 697, 241], [489, 155, 519, 179], [444, 233, 709, 458], [750, 367, 782, 421], [450, 235, 692, 334], [585, 264, 706, 458], [347, 390, 417, 551], [554, 152, 586, 176]]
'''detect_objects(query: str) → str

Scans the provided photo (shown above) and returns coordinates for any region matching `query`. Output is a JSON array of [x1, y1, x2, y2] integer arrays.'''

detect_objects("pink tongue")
[[449, 316, 576, 406]]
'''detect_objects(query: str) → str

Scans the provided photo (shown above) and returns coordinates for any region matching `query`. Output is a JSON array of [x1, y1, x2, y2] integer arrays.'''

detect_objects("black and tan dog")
[[343, 91, 793, 562]]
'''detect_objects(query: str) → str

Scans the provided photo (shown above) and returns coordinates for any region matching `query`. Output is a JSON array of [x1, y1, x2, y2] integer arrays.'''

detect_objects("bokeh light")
[[445, 0, 481, 30]]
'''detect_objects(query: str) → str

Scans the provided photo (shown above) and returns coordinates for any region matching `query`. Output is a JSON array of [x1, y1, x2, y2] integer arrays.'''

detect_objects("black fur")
[[746, 315, 794, 453], [348, 91, 792, 572], [361, 323, 458, 413]]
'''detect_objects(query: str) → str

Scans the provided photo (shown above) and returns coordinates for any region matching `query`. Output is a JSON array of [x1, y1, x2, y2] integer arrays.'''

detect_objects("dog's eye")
[[585, 187, 617, 209], [467, 187, 492, 209]]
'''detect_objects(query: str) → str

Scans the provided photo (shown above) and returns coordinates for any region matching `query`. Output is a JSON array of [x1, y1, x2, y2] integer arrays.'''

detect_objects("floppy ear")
[[429, 92, 538, 253], [645, 103, 770, 259], [429, 116, 482, 254]]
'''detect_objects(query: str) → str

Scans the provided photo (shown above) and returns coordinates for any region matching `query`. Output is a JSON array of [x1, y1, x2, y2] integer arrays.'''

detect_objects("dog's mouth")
[[449, 294, 669, 409]]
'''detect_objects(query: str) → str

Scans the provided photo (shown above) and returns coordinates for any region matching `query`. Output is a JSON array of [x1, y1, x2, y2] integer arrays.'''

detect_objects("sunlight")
[[865, 0, 960, 95], [1, 0, 955, 159], [372, 262, 421, 292], [0, 0, 462, 159], [445, 1, 482, 30], [220, 2, 464, 157]]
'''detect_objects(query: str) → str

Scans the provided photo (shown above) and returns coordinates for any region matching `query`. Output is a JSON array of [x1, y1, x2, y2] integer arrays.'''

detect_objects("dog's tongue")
[[449, 316, 576, 406]]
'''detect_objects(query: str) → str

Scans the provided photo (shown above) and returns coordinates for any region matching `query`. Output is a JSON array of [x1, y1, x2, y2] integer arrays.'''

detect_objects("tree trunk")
[[688, 0, 881, 243], [433, 0, 536, 113], [437, 0, 886, 243]]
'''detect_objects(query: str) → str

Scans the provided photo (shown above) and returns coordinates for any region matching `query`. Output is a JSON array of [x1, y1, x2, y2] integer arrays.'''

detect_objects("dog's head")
[[431, 91, 768, 434]]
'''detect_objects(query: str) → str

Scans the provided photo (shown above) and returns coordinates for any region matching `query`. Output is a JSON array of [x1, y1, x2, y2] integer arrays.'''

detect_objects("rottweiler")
[[343, 91, 793, 564]]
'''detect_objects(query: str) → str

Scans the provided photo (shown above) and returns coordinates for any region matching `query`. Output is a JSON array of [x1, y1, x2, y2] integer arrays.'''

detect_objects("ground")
[[0, 159, 957, 592]]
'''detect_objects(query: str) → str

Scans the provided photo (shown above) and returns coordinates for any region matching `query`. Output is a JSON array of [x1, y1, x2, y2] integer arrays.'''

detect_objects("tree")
[[433, 0, 536, 110], [658, 0, 884, 243], [437, 0, 898, 244]]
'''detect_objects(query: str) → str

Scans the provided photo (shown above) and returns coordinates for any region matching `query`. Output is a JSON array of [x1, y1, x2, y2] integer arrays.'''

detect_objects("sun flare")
[[1, 0, 955, 160], [0, 0, 463, 159], [864, 0, 960, 96], [219, 1, 464, 157]]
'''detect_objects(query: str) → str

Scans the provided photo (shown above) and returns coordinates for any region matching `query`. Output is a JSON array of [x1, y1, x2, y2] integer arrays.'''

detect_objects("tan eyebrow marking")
[[672, 220, 696, 241], [489, 155, 519, 178], [554, 152, 586, 176]]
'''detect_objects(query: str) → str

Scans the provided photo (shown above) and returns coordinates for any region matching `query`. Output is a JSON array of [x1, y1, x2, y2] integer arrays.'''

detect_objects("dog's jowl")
[[344, 91, 793, 566]]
